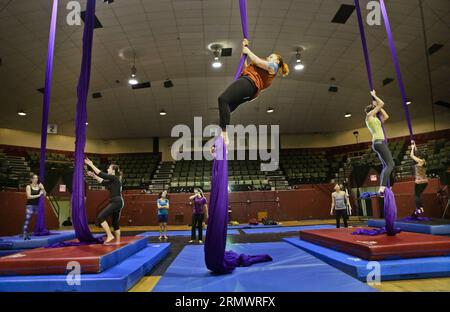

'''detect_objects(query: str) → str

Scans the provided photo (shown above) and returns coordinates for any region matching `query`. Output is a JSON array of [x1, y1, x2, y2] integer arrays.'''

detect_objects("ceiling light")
[[128, 52, 139, 86], [406, 99, 412, 105], [267, 107, 274, 113], [294, 48, 304, 71], [85, 122, 89, 125], [128, 65, 138, 85], [212, 50, 222, 68], [344, 113, 352, 118], [159, 110, 167, 116], [294, 59, 304, 71], [18, 110, 27, 116]]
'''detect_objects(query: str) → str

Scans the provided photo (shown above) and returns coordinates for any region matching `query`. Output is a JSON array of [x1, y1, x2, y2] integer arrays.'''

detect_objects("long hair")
[[29, 173, 39, 183], [158, 191, 169, 200], [195, 188, 205, 198], [109, 164, 122, 182], [273, 53, 289, 77]]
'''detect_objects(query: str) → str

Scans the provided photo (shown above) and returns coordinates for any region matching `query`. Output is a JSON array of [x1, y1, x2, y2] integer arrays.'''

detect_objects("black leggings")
[[218, 76, 257, 130], [372, 140, 395, 187], [335, 209, 348, 228], [191, 213, 204, 240], [414, 183, 428, 210], [96, 197, 124, 231]]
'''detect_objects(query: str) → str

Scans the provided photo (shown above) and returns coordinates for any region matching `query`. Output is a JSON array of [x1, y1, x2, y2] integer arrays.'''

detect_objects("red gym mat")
[[0, 236, 147, 276], [299, 228, 450, 260]]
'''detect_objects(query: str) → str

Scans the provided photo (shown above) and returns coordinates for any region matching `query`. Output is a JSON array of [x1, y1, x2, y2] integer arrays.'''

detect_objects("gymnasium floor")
[[80, 218, 450, 292]]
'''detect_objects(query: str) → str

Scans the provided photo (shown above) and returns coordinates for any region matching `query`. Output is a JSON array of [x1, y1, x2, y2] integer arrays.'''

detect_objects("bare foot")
[[158, 235, 162, 240], [104, 236, 115, 244], [198, 240, 203, 244]]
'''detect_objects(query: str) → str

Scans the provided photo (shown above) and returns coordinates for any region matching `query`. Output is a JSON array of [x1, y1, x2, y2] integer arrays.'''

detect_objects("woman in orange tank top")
[[218, 39, 289, 143]]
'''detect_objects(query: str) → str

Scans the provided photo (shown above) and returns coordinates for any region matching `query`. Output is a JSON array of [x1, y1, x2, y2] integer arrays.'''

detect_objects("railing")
[[47, 193, 61, 220]]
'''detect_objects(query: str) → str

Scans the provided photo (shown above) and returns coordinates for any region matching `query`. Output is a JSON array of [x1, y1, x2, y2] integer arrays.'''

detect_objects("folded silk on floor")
[[204, 136, 272, 274]]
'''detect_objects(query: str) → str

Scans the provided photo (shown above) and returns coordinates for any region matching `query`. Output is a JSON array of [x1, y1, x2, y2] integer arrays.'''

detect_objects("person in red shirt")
[[218, 39, 289, 144]]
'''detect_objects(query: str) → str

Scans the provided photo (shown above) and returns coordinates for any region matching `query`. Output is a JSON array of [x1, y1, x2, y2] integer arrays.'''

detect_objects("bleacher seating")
[[0, 131, 448, 193], [0, 150, 31, 188], [107, 154, 160, 190], [281, 150, 329, 185]]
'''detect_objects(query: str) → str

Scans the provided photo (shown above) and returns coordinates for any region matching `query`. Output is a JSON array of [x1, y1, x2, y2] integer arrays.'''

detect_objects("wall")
[[0, 192, 60, 236], [0, 128, 153, 154], [83, 180, 444, 226], [281, 114, 450, 149]]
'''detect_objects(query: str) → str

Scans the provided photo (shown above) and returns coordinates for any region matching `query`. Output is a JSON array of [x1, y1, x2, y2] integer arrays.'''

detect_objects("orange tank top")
[[241, 64, 276, 98]]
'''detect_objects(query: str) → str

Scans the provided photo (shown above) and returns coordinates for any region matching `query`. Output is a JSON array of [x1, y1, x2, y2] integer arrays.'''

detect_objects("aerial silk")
[[352, 0, 412, 236], [400, 216, 431, 222], [204, 136, 272, 274], [233, 0, 248, 81], [70, 0, 102, 245], [34, 0, 58, 236], [204, 0, 272, 274]]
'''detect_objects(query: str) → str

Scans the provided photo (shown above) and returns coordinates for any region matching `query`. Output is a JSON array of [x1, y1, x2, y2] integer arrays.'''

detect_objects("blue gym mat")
[[98, 236, 148, 272], [228, 224, 282, 229], [0, 243, 170, 292], [139, 229, 240, 237], [240, 224, 335, 234], [284, 237, 450, 281], [368, 219, 450, 235], [0, 231, 78, 250], [153, 242, 375, 292]]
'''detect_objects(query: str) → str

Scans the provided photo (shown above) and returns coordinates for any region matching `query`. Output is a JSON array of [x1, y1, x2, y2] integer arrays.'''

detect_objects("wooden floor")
[[86, 218, 355, 232], [373, 277, 450, 292]]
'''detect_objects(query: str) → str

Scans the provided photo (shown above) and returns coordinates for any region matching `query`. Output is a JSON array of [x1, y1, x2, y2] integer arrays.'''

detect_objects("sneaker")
[[164, 235, 168, 240], [158, 235, 163, 240], [23, 233, 30, 240], [198, 240, 203, 244], [188, 240, 194, 243]]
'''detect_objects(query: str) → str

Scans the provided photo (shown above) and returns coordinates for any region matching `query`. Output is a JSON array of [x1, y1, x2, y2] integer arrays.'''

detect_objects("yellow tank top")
[[366, 116, 385, 141]]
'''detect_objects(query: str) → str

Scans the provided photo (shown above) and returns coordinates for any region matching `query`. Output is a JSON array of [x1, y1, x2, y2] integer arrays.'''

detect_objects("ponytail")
[[274, 53, 289, 77], [110, 164, 122, 182], [281, 62, 289, 77]]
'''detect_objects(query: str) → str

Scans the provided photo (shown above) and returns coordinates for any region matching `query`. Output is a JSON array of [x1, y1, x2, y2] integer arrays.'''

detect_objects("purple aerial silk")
[[401, 216, 431, 222], [380, 0, 414, 141], [233, 0, 249, 81], [353, 0, 403, 236], [34, 0, 58, 236], [70, 0, 102, 245], [204, 136, 272, 274]]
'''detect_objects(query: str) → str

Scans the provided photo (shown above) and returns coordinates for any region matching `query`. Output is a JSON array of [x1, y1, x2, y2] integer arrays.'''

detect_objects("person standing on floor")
[[410, 141, 428, 217], [189, 188, 208, 244], [330, 184, 350, 228], [157, 190, 169, 240]]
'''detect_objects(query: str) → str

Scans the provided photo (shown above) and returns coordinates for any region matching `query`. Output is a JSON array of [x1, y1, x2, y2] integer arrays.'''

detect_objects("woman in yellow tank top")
[[365, 90, 395, 194]]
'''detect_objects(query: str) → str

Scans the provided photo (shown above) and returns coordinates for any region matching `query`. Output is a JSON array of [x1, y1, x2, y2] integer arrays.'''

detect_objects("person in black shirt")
[[23, 173, 46, 240], [85, 158, 123, 244]]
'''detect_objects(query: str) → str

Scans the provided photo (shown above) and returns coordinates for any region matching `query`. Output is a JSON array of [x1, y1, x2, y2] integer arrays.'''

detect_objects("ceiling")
[[0, 0, 448, 139]]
